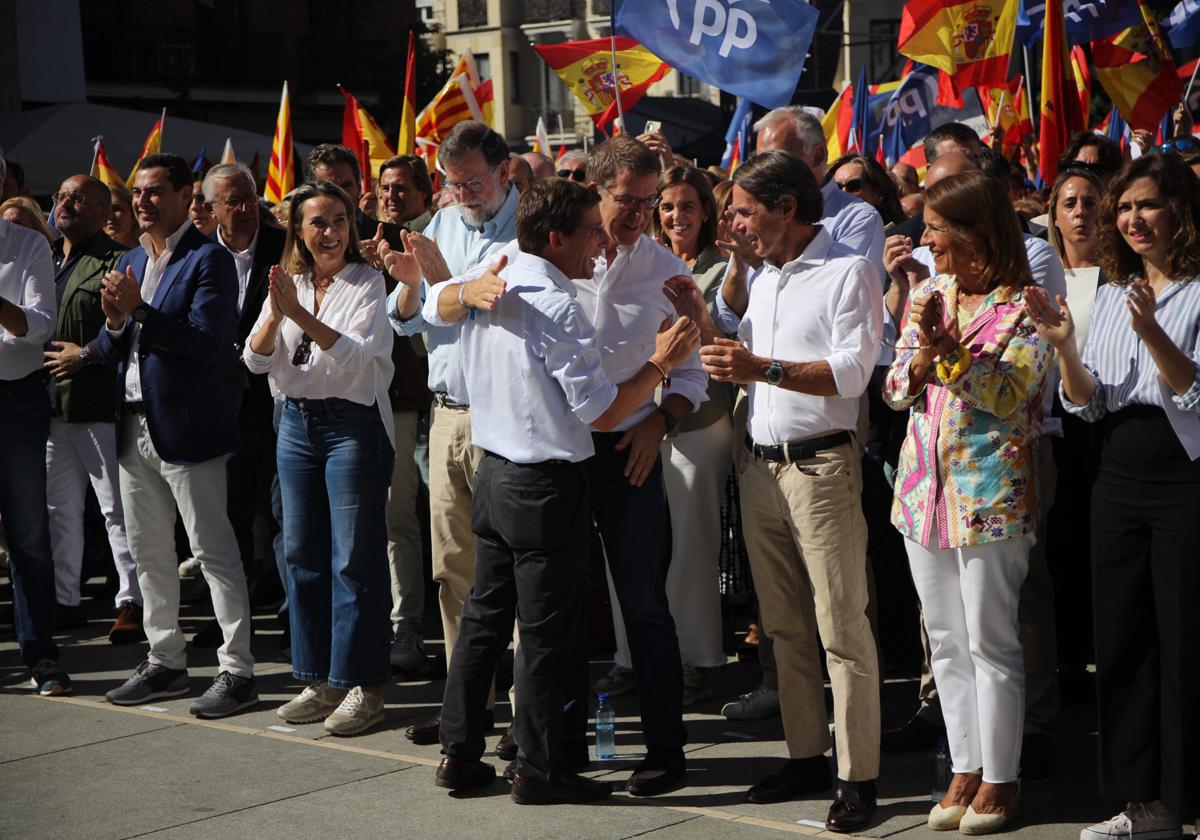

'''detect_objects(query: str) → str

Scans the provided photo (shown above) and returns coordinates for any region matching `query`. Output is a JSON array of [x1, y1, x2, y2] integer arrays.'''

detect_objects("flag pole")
[[1185, 59, 1200, 105], [90, 135, 101, 174], [556, 113, 565, 147], [609, 11, 625, 132], [1023, 47, 1037, 134]]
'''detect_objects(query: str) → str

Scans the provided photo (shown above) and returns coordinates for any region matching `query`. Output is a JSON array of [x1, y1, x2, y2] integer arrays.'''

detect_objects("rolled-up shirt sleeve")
[[388, 281, 428, 335], [1, 233, 55, 346], [826, 258, 883, 398]]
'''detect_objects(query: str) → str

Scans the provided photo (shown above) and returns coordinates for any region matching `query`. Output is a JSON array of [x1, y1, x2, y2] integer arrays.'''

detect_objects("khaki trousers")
[[739, 441, 881, 781]]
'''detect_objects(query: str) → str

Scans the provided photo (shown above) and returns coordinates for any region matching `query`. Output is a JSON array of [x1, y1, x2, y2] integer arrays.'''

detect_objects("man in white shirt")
[[697, 151, 882, 831], [425, 177, 700, 804], [92, 153, 256, 719], [0, 152, 71, 697]]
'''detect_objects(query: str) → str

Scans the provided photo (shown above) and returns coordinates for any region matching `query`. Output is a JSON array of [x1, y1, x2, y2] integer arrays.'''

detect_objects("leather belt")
[[433, 392, 469, 410], [747, 431, 851, 463]]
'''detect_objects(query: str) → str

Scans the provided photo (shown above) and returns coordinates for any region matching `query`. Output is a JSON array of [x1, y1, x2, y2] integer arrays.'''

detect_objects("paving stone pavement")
[[0, 575, 1160, 840]]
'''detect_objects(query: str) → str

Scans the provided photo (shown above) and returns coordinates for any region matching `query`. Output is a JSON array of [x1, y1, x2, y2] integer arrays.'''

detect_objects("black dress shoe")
[[511, 771, 613, 805], [825, 779, 877, 834], [627, 748, 686, 797], [881, 714, 943, 753], [435, 755, 497, 790], [747, 756, 832, 804], [406, 712, 442, 745], [1020, 732, 1056, 780], [497, 726, 517, 761]]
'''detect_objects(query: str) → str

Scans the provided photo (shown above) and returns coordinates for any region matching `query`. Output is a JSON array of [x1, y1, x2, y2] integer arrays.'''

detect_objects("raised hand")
[[1125, 278, 1159, 337], [652, 315, 701, 371], [360, 223, 386, 270], [269, 265, 302, 320], [1023, 285, 1075, 350], [637, 130, 675, 170], [884, 234, 929, 291], [461, 254, 508, 311], [403, 230, 452, 284], [716, 210, 762, 269], [102, 265, 144, 316], [909, 291, 945, 347]]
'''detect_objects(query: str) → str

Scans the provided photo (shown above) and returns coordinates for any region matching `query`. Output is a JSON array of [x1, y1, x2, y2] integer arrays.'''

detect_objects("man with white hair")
[[556, 150, 589, 182]]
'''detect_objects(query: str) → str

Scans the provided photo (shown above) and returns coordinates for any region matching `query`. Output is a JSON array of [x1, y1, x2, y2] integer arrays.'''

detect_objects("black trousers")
[[590, 431, 686, 752], [440, 453, 591, 781], [1091, 407, 1199, 822], [226, 384, 277, 577]]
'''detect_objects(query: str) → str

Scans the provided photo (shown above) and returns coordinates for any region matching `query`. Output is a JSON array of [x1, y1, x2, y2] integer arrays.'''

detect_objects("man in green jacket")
[[42, 174, 142, 644]]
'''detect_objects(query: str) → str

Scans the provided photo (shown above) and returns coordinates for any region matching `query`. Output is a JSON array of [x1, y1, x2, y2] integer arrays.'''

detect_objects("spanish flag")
[[1039, 0, 1085, 185], [822, 77, 902, 163], [980, 77, 1033, 154], [397, 32, 417, 155], [414, 53, 484, 171], [90, 136, 122, 189], [898, 0, 1017, 102], [1069, 45, 1092, 129], [265, 81, 293, 204], [1091, 0, 1180, 132], [126, 108, 165, 186], [339, 85, 396, 186], [530, 37, 671, 131]]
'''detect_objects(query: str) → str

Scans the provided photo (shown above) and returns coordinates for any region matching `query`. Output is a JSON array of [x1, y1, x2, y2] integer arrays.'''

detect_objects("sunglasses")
[[291, 333, 313, 366], [1156, 137, 1200, 154], [557, 169, 588, 182], [1062, 159, 1105, 173], [836, 177, 865, 193]]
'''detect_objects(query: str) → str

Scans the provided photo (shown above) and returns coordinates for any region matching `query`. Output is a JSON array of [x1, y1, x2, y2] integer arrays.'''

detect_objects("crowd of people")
[[1, 102, 1198, 838]]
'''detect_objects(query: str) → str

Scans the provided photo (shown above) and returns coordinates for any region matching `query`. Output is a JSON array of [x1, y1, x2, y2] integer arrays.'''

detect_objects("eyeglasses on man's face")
[[53, 191, 91, 207], [443, 164, 501, 195], [601, 187, 658, 211], [211, 195, 257, 211]]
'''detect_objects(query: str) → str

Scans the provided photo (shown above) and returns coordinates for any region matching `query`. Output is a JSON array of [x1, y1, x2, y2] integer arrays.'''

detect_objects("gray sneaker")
[[277, 681, 347, 724], [189, 671, 259, 719], [105, 660, 189, 706]]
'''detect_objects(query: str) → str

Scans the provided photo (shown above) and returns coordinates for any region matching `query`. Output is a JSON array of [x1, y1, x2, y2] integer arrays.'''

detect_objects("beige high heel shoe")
[[928, 802, 968, 830], [959, 783, 1021, 835]]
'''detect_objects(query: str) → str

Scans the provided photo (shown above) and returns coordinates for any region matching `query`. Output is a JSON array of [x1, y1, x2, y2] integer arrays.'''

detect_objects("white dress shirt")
[[217, 227, 258, 314], [458, 250, 617, 463], [0, 219, 56, 380], [575, 235, 708, 431], [243, 262, 396, 447], [740, 227, 883, 444], [108, 220, 192, 404]]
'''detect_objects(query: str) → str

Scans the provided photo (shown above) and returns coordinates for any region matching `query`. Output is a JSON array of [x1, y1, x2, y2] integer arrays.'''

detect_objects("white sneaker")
[[720, 685, 780, 720], [1080, 802, 1181, 840], [178, 558, 203, 579], [277, 681, 347, 724], [389, 629, 426, 670], [324, 686, 385, 736]]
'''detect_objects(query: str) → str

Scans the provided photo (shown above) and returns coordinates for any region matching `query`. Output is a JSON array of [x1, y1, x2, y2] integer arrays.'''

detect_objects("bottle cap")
[[598, 692, 609, 702]]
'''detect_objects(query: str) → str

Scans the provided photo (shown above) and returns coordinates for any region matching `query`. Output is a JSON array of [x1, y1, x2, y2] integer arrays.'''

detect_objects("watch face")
[[766, 363, 784, 386]]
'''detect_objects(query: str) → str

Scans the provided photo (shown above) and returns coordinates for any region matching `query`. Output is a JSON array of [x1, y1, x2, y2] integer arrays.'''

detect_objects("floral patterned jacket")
[[883, 274, 1052, 549]]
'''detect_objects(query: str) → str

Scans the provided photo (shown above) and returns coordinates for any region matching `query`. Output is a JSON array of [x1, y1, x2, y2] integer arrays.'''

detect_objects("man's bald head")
[[923, 151, 979, 189], [521, 151, 555, 181]]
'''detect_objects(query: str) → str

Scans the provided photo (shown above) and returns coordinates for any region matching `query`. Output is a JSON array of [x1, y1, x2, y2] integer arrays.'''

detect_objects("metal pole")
[[1185, 58, 1200, 106], [610, 32, 625, 132], [1023, 46, 1038, 135]]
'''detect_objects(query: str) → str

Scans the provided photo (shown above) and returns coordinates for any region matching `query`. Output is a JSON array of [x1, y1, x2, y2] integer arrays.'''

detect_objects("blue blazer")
[[93, 223, 242, 465]]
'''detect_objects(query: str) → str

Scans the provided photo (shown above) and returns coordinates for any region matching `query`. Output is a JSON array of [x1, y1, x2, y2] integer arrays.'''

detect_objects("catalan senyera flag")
[[899, 0, 1018, 103], [530, 37, 671, 131], [1039, 0, 1086, 185], [90, 136, 123, 189], [126, 108, 165, 186], [398, 31, 417, 155], [414, 52, 485, 171], [339, 85, 396, 186], [265, 81, 294, 204], [1092, 0, 1181, 132]]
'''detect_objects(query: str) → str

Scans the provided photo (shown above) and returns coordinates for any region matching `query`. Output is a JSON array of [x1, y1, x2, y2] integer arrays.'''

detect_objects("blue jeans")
[[277, 398, 394, 688], [0, 371, 58, 667]]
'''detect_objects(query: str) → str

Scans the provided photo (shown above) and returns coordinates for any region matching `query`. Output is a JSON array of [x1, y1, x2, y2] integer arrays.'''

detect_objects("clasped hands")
[[100, 266, 144, 328]]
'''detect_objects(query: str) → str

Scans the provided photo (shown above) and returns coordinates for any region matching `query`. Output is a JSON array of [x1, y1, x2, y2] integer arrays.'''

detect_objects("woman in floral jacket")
[[883, 171, 1052, 835]]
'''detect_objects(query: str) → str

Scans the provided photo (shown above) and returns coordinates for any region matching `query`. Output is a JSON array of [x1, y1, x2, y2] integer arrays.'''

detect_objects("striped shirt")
[[1061, 277, 1200, 422]]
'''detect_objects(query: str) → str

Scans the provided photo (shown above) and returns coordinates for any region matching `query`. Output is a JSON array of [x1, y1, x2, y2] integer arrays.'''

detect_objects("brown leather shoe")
[[826, 779, 878, 834], [496, 726, 517, 761], [434, 755, 496, 790], [405, 712, 442, 745], [511, 771, 612, 805], [108, 601, 144, 645]]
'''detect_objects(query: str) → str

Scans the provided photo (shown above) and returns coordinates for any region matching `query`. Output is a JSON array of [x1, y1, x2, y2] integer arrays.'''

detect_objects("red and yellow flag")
[[1091, 0, 1180, 132], [126, 108, 165, 186], [90, 136, 122, 189], [474, 79, 494, 127], [339, 85, 396, 188], [1069, 45, 1092, 128], [414, 53, 485, 171], [398, 32, 417, 155], [980, 76, 1033, 154], [265, 82, 293, 204], [898, 0, 1017, 102], [822, 78, 903, 162], [530, 37, 671, 130], [1039, 0, 1086, 185]]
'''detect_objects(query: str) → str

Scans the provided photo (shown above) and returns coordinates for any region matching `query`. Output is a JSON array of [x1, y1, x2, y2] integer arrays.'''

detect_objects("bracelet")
[[457, 282, 473, 311], [647, 358, 669, 384]]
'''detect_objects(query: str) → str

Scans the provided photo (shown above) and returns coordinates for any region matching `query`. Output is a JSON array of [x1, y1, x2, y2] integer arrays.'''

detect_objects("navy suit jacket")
[[93, 223, 241, 465]]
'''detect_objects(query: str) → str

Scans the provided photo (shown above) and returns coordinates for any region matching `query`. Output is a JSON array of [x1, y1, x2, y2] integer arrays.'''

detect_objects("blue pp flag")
[[880, 64, 939, 164], [1019, 0, 1141, 47], [612, 0, 819, 109], [1016, 0, 1045, 47], [1162, 0, 1200, 65]]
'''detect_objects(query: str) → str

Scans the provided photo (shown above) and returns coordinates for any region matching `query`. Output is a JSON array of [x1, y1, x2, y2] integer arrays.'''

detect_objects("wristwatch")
[[656, 404, 677, 434], [764, 359, 784, 387], [77, 346, 91, 366], [131, 304, 149, 324]]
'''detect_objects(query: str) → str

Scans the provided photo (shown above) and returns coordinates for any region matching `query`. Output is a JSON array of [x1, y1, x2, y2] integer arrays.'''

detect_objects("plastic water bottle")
[[595, 693, 616, 760], [931, 733, 951, 803]]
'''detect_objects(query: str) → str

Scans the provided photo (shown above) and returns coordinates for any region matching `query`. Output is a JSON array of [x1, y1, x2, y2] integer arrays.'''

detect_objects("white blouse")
[[243, 261, 395, 447]]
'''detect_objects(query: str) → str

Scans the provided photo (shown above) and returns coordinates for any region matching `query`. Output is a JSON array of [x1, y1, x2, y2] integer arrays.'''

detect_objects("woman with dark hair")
[[885, 171, 1052, 834], [244, 180, 396, 737], [1025, 153, 1200, 840], [828, 155, 906, 226], [1046, 167, 1106, 350], [1059, 132, 1124, 183]]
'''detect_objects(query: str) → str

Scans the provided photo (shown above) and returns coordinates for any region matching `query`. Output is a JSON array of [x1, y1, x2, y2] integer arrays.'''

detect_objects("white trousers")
[[610, 416, 731, 670], [45, 418, 140, 607], [119, 414, 254, 676], [387, 410, 425, 631], [904, 532, 1032, 783]]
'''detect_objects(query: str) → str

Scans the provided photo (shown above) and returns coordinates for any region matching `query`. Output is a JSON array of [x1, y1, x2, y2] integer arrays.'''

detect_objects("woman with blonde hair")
[[1, 197, 55, 247], [886, 170, 1052, 834]]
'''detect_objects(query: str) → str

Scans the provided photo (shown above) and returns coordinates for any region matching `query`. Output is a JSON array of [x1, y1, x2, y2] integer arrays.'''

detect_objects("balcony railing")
[[525, 0, 584, 24]]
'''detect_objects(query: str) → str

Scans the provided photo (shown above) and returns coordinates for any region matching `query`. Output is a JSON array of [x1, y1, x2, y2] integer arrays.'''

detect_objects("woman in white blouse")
[[1025, 153, 1200, 840], [244, 181, 395, 737]]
